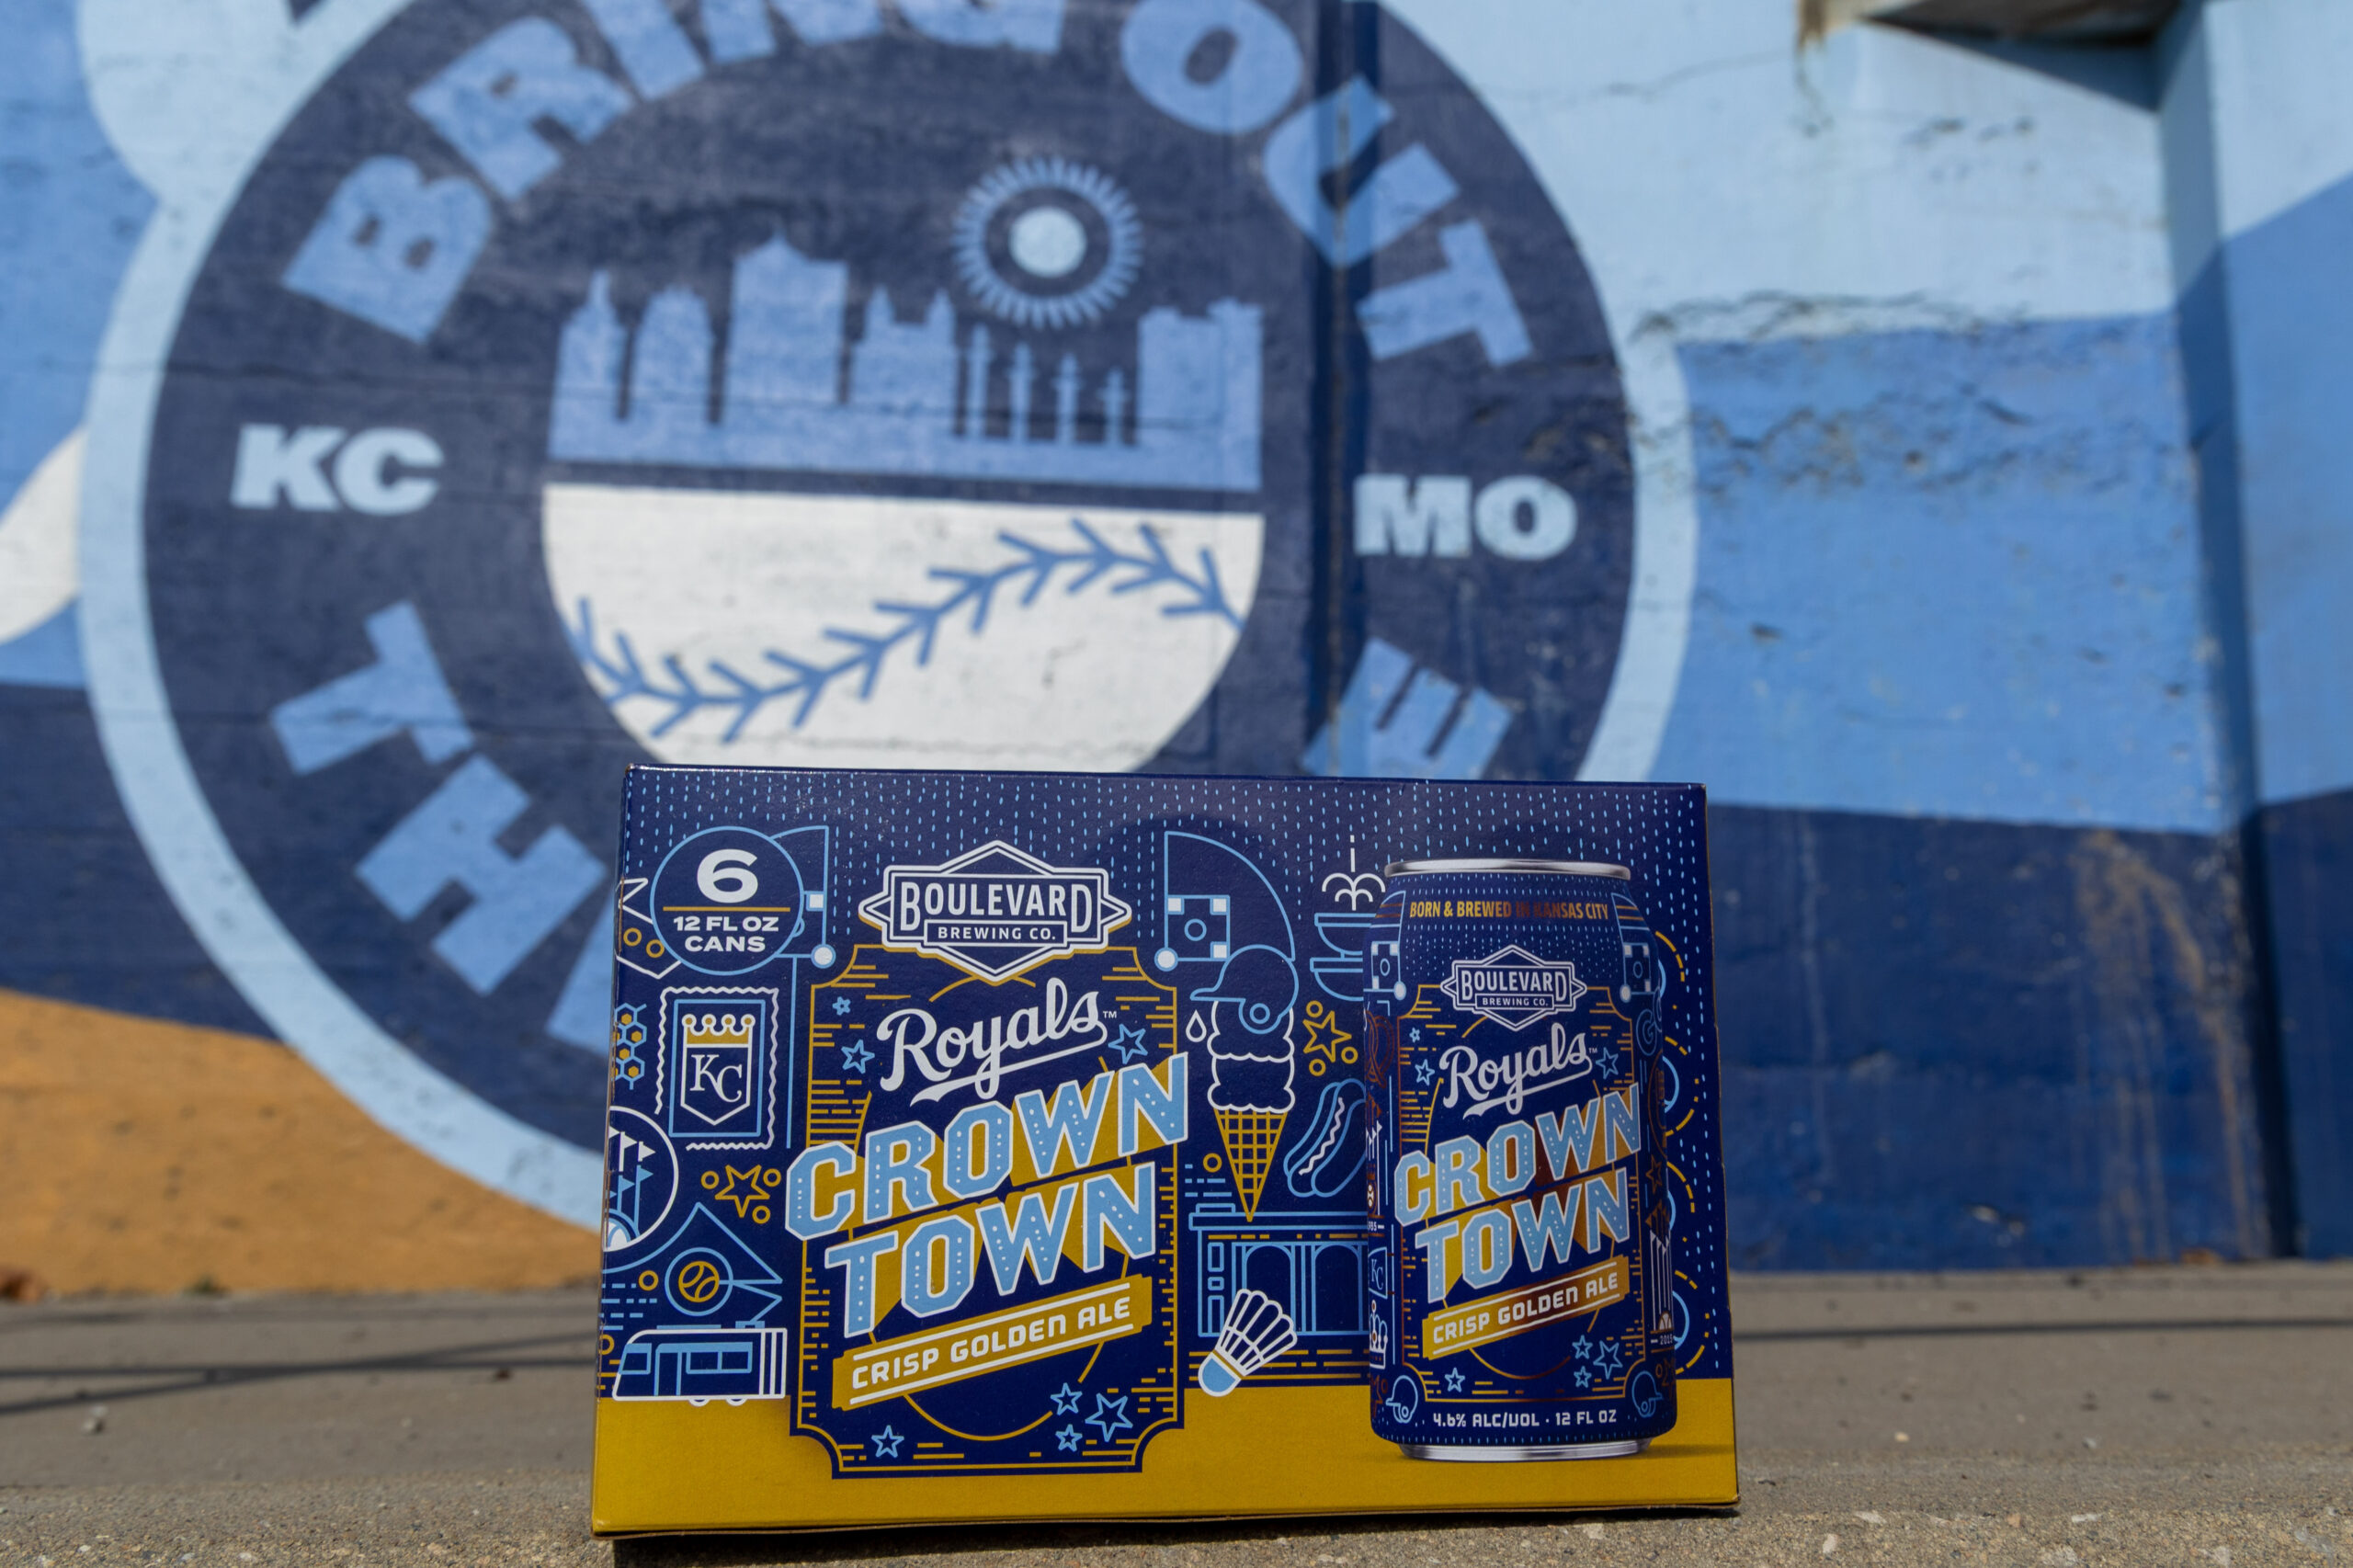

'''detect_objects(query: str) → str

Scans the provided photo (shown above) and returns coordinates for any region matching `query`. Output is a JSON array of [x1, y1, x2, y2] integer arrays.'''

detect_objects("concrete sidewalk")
[[0, 1264, 2346, 1565]]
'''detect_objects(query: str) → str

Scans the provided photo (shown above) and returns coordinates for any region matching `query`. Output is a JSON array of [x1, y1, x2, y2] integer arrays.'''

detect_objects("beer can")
[[1363, 859, 1677, 1460]]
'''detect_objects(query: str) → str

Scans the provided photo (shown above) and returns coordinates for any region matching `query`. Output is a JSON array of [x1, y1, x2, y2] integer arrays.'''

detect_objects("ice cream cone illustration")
[[1215, 1106, 1287, 1219], [1197, 945, 1298, 1221]]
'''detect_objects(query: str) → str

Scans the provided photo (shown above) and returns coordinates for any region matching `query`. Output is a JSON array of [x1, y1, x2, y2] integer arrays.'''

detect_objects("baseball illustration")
[[544, 484, 1261, 772]]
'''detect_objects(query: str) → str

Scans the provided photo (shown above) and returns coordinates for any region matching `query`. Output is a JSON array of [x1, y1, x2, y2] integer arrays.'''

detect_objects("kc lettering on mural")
[[231, 425, 445, 515]]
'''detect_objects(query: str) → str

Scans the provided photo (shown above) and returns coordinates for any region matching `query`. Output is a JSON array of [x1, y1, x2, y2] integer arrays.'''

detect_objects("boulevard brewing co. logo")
[[85, 0, 1646, 1213], [857, 841, 1131, 980], [1438, 945, 1588, 1030]]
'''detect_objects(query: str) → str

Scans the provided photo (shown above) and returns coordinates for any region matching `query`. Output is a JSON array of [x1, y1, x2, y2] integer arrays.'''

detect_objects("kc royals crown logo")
[[79, 0, 1680, 1217], [665, 993, 777, 1143]]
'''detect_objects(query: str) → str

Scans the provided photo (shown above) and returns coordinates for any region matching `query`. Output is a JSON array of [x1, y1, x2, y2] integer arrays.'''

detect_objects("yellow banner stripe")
[[833, 1275, 1152, 1409], [1421, 1256, 1627, 1360]]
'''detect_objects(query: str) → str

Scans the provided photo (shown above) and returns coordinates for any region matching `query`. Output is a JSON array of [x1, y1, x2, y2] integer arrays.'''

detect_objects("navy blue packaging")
[[594, 767, 1733, 1530]]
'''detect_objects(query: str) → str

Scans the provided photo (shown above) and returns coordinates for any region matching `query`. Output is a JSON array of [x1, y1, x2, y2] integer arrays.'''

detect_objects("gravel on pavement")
[[0, 1263, 2345, 1566]]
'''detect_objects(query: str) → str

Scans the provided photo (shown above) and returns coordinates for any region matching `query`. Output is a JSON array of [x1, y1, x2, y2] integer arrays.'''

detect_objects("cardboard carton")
[[593, 768, 1733, 1532]]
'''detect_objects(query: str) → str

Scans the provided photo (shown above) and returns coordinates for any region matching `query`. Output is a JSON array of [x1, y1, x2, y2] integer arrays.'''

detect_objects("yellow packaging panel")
[[593, 1378, 1735, 1532]]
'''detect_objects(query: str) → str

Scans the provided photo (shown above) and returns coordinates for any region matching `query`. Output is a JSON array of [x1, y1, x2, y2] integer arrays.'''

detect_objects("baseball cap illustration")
[[1195, 945, 1297, 1036]]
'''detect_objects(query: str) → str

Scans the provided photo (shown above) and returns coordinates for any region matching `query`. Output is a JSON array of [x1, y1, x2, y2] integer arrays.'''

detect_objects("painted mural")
[[0, 0, 2341, 1279]]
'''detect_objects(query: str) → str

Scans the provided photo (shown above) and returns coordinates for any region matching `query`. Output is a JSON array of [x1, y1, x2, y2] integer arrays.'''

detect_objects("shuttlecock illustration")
[[1198, 1288, 1297, 1395], [1194, 945, 1299, 1220]]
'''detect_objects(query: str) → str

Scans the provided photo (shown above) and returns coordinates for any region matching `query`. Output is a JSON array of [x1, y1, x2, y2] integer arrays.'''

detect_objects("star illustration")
[[1574, 1366, 1592, 1390], [838, 1038, 874, 1074], [1055, 1423, 1084, 1452], [710, 1164, 771, 1219], [1442, 1368, 1465, 1393], [831, 994, 853, 1017], [1085, 1392, 1133, 1444], [1108, 1022, 1150, 1063], [1593, 1043, 1623, 1080], [1414, 1060, 1436, 1086], [1574, 1335, 1595, 1361], [1050, 1381, 1084, 1415], [869, 1425, 904, 1460], [1410, 1027, 1423, 1042]]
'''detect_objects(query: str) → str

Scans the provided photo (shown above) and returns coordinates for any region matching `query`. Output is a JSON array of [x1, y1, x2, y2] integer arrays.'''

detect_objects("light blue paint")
[[578, 0, 707, 100], [279, 157, 494, 346], [1120, 0, 1302, 137], [354, 754, 605, 996], [550, 233, 1263, 491], [544, 899, 617, 1052], [1301, 638, 1510, 780], [406, 18, 631, 201], [1357, 222, 1529, 369], [700, 0, 885, 62], [897, 0, 1063, 52], [0, 4, 152, 512], [1652, 314, 2226, 834], [2213, 171, 2353, 805], [268, 601, 474, 775], [0, 602, 85, 688], [1261, 77, 1459, 268]]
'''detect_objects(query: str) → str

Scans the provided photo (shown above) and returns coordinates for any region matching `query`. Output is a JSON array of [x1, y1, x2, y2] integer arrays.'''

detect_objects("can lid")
[[1382, 858, 1633, 880]]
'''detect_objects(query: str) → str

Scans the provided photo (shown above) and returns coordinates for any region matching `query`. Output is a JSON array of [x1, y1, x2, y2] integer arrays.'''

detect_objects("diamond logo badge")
[[1438, 945, 1589, 1031], [858, 841, 1131, 982]]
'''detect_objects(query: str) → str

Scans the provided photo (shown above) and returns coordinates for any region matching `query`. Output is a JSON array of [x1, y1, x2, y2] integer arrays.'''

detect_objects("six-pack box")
[[592, 767, 1734, 1532]]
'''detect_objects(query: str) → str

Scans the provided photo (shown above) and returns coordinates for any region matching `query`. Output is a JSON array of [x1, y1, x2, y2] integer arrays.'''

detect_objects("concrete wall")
[[0, 0, 2333, 1285], [2162, 0, 2353, 1257]]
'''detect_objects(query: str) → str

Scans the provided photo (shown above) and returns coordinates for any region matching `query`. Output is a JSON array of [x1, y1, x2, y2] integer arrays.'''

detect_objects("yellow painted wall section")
[[0, 989, 594, 1294]]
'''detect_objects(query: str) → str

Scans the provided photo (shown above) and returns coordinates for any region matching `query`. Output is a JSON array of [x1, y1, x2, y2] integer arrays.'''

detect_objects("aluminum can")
[[1364, 859, 1677, 1460]]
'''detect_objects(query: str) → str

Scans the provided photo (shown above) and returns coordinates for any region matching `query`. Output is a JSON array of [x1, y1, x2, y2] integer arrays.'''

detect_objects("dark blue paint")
[[2255, 789, 2353, 1257], [120, 0, 1628, 1153], [0, 605, 85, 690], [1709, 802, 2275, 1268], [0, 683, 268, 1035]]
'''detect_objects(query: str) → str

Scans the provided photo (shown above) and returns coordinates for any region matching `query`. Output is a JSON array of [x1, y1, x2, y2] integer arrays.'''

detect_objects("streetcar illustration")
[[611, 1326, 790, 1403]]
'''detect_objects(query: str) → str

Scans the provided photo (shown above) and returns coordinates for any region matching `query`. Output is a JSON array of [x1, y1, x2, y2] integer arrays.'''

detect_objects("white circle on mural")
[[0, 428, 82, 643], [544, 485, 1262, 769], [1010, 208, 1088, 278]]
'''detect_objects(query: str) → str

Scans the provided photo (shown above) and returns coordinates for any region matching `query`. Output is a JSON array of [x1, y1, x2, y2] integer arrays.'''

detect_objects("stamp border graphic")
[[661, 985, 781, 1149], [77, 0, 1697, 1225]]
